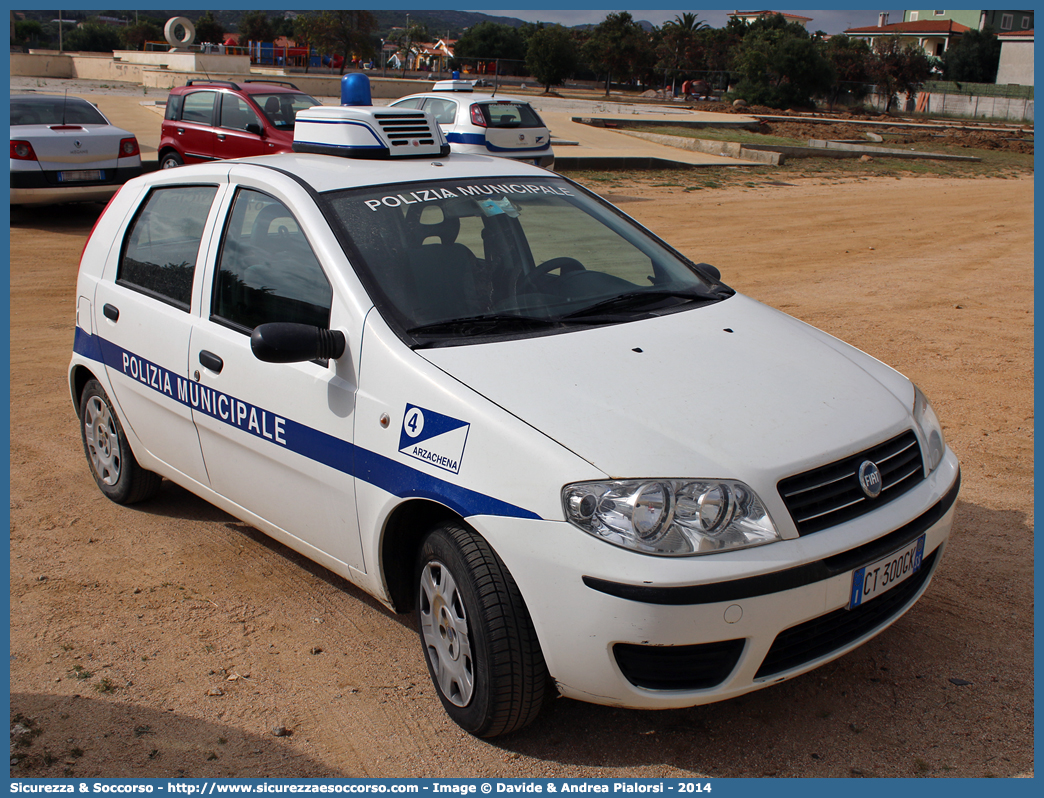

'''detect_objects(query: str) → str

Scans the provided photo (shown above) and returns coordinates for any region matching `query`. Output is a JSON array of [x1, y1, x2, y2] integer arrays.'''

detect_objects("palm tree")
[[658, 13, 709, 92]]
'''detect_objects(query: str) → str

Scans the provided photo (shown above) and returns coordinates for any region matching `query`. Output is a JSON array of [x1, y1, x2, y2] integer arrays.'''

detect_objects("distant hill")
[[12, 9, 657, 39], [14, 9, 535, 39]]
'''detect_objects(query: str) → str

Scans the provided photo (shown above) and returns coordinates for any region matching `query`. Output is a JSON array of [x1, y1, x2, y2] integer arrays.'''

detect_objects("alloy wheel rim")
[[419, 560, 474, 707], [84, 396, 121, 486]]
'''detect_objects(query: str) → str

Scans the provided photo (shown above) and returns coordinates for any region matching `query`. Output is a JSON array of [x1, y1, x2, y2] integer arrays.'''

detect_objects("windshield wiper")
[[562, 289, 721, 319], [407, 313, 560, 338]]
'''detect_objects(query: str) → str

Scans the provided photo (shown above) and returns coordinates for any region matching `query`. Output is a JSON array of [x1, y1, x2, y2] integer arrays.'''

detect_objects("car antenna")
[[62, 89, 68, 124]]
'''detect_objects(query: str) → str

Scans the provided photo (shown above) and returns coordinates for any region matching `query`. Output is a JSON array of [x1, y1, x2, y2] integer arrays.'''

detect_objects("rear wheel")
[[159, 151, 184, 169], [79, 379, 161, 504], [416, 522, 547, 737]]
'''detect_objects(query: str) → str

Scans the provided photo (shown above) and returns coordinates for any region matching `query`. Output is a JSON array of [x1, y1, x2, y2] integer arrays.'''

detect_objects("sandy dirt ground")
[[9, 172, 1033, 779]]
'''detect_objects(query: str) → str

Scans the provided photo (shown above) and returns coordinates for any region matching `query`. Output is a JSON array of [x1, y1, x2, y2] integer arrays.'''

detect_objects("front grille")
[[755, 547, 938, 679], [374, 112, 437, 146], [614, 639, 745, 691], [778, 431, 924, 535]]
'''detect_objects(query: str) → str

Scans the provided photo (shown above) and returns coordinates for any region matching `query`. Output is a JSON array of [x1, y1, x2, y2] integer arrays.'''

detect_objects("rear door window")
[[181, 91, 217, 125], [424, 98, 458, 125], [117, 185, 219, 310]]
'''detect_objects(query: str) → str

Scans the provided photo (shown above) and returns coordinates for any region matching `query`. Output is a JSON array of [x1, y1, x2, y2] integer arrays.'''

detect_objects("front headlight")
[[563, 479, 781, 556], [912, 384, 946, 474]]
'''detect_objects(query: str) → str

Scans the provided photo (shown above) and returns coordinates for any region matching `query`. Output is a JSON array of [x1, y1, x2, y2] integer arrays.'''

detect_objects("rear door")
[[171, 90, 218, 163], [93, 173, 230, 487]]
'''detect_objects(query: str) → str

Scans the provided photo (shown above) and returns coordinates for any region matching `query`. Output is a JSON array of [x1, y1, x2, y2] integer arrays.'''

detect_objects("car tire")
[[416, 521, 548, 737], [159, 151, 184, 169], [79, 379, 161, 505]]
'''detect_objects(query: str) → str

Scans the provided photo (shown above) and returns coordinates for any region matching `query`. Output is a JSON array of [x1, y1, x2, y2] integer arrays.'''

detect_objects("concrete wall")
[[114, 50, 252, 75], [996, 40, 1034, 87], [11, 52, 73, 78], [867, 90, 1034, 122], [11, 52, 437, 100]]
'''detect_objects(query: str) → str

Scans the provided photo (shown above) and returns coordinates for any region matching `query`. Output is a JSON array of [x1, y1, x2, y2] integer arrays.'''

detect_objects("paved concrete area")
[[12, 76, 757, 169]]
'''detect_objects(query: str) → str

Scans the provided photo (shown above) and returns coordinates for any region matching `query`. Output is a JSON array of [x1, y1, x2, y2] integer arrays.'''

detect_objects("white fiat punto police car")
[[69, 77, 959, 738]]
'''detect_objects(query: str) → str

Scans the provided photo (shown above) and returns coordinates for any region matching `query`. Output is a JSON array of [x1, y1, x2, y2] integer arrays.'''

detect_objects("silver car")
[[10, 94, 142, 206]]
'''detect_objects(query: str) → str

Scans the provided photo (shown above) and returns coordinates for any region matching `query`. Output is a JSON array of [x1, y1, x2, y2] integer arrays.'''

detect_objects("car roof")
[[11, 93, 96, 105], [174, 81, 307, 95], [404, 92, 532, 105], [160, 151, 552, 195]]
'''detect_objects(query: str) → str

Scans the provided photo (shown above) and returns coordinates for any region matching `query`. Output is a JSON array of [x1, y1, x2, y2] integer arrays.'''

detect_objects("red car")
[[159, 79, 321, 168]]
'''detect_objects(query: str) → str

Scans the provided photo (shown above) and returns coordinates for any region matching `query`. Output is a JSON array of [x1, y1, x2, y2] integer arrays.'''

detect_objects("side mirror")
[[251, 323, 345, 364], [693, 262, 721, 282], [245, 122, 263, 136]]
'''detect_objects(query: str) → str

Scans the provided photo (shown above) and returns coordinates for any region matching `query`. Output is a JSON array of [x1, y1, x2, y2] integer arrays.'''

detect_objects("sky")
[[475, 9, 907, 35]]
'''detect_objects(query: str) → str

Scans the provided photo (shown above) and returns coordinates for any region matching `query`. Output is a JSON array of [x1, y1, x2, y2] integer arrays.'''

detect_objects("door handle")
[[176, 127, 184, 134], [102, 303, 119, 321], [198, 350, 223, 373], [216, 133, 226, 141]]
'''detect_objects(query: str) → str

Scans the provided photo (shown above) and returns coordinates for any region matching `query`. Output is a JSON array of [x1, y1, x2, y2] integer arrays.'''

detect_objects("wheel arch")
[[69, 363, 102, 418], [379, 498, 461, 614]]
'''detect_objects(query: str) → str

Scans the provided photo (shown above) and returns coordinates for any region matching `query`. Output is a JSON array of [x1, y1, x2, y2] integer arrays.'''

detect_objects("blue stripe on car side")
[[445, 132, 552, 154], [73, 329, 540, 521]]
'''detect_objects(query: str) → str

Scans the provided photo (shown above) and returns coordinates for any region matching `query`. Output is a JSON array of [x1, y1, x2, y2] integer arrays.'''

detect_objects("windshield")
[[11, 97, 108, 126], [323, 176, 731, 346], [253, 92, 321, 131]]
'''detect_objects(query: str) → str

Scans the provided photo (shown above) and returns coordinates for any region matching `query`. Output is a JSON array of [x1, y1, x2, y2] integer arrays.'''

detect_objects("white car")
[[10, 93, 142, 206], [69, 87, 959, 738], [390, 78, 554, 168]]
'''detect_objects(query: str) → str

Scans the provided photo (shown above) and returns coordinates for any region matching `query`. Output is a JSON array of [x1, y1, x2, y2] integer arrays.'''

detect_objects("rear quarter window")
[[164, 93, 183, 121]]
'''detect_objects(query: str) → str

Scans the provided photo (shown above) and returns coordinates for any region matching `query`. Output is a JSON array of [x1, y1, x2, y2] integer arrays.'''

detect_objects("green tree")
[[868, 35, 931, 113], [120, 20, 162, 51], [656, 12, 709, 89], [317, 10, 378, 75], [822, 34, 872, 110], [453, 20, 526, 74], [293, 12, 326, 73], [194, 12, 226, 46], [238, 10, 276, 44], [12, 19, 44, 49], [696, 26, 742, 76], [582, 11, 652, 96], [943, 26, 1001, 83], [387, 21, 429, 75], [731, 14, 834, 109], [64, 22, 122, 53], [525, 25, 579, 93]]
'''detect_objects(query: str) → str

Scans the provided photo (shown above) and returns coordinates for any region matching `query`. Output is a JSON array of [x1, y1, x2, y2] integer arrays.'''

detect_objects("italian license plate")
[[58, 170, 103, 182], [849, 535, 926, 609]]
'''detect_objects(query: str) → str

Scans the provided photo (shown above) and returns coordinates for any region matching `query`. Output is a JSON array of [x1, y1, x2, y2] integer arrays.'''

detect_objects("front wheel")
[[79, 379, 161, 504], [416, 522, 548, 737]]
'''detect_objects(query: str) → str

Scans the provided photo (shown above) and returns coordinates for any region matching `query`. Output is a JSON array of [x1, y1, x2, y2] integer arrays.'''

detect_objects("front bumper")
[[472, 453, 959, 709]]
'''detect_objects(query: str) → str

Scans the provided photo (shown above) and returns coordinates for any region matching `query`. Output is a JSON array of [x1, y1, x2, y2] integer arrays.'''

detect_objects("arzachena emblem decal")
[[399, 404, 470, 474], [858, 460, 883, 498]]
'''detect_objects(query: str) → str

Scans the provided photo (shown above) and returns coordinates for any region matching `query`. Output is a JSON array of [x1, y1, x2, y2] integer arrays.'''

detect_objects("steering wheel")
[[518, 257, 586, 292]]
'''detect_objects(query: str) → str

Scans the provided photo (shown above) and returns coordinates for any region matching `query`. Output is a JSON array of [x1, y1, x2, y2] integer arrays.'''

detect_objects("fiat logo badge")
[[858, 461, 883, 498]]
